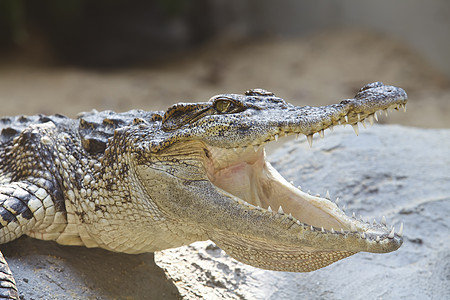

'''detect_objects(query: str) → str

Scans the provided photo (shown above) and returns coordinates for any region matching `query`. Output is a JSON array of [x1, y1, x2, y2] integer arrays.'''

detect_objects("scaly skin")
[[0, 82, 406, 297]]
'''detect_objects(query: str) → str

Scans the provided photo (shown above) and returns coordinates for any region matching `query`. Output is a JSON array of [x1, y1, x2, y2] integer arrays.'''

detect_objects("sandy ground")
[[0, 30, 449, 128]]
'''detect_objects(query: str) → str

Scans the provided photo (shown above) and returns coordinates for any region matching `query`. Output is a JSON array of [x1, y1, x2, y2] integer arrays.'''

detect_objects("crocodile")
[[0, 82, 406, 298]]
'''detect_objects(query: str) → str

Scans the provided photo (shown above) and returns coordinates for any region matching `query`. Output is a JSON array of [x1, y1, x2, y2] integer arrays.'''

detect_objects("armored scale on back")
[[0, 82, 406, 298]]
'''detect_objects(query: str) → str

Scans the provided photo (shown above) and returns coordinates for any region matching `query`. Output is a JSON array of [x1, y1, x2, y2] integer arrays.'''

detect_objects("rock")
[[155, 125, 450, 299], [2, 125, 449, 299]]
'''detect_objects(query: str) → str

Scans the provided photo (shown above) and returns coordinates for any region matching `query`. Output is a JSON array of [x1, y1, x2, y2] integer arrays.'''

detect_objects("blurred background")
[[0, 0, 449, 127]]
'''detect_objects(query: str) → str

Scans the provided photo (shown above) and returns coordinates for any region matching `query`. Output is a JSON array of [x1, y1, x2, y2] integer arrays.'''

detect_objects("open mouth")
[[204, 110, 405, 240], [206, 143, 357, 233]]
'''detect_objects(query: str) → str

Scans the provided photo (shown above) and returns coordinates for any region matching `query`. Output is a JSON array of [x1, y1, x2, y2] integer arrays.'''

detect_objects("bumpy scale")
[[0, 82, 406, 298]]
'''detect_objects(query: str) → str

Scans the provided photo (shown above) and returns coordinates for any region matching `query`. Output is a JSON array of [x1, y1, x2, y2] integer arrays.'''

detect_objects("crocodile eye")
[[214, 99, 233, 113]]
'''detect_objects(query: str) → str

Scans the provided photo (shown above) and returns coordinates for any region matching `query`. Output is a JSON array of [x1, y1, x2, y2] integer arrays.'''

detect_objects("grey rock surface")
[[1, 125, 449, 299], [155, 125, 450, 299]]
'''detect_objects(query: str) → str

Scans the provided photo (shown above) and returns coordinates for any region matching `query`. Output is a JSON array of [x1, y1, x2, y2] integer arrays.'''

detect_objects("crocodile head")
[[122, 82, 406, 272]]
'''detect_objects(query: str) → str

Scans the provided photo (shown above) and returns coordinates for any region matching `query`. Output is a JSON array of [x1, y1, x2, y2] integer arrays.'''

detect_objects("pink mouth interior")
[[206, 146, 352, 231]]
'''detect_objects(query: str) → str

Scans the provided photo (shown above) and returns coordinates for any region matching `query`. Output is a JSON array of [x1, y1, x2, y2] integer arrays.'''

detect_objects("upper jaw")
[[198, 83, 407, 150]]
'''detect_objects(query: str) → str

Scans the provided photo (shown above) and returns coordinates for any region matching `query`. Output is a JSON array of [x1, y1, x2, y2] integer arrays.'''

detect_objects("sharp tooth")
[[307, 134, 313, 147], [373, 219, 377, 225], [403, 104, 407, 112], [398, 223, 404, 237], [376, 236, 380, 242], [329, 125, 334, 132], [319, 130, 324, 138], [357, 113, 361, 121], [352, 123, 359, 136], [360, 120, 366, 128], [325, 190, 330, 199], [351, 223, 357, 232], [374, 113, 379, 122], [331, 228, 335, 233], [296, 220, 301, 225], [344, 115, 349, 123], [368, 114, 374, 125], [342, 205, 346, 212], [289, 213, 292, 218], [388, 227, 395, 238], [321, 227, 325, 233], [338, 120, 341, 125], [268, 206, 272, 212], [253, 145, 259, 152], [384, 109, 388, 117], [297, 185, 302, 190], [381, 216, 387, 226], [274, 134, 279, 141], [360, 215, 364, 222], [278, 206, 284, 214], [311, 225, 314, 231], [341, 229, 345, 234], [295, 133, 300, 140], [352, 212, 356, 219], [289, 181, 294, 185], [361, 232, 366, 239], [315, 193, 320, 197], [335, 197, 340, 206]]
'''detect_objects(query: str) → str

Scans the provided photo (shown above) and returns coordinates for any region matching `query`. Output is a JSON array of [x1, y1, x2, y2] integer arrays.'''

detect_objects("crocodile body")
[[0, 82, 406, 298]]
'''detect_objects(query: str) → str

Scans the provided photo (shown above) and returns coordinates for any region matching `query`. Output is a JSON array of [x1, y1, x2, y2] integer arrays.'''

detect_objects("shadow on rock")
[[1, 237, 180, 299]]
